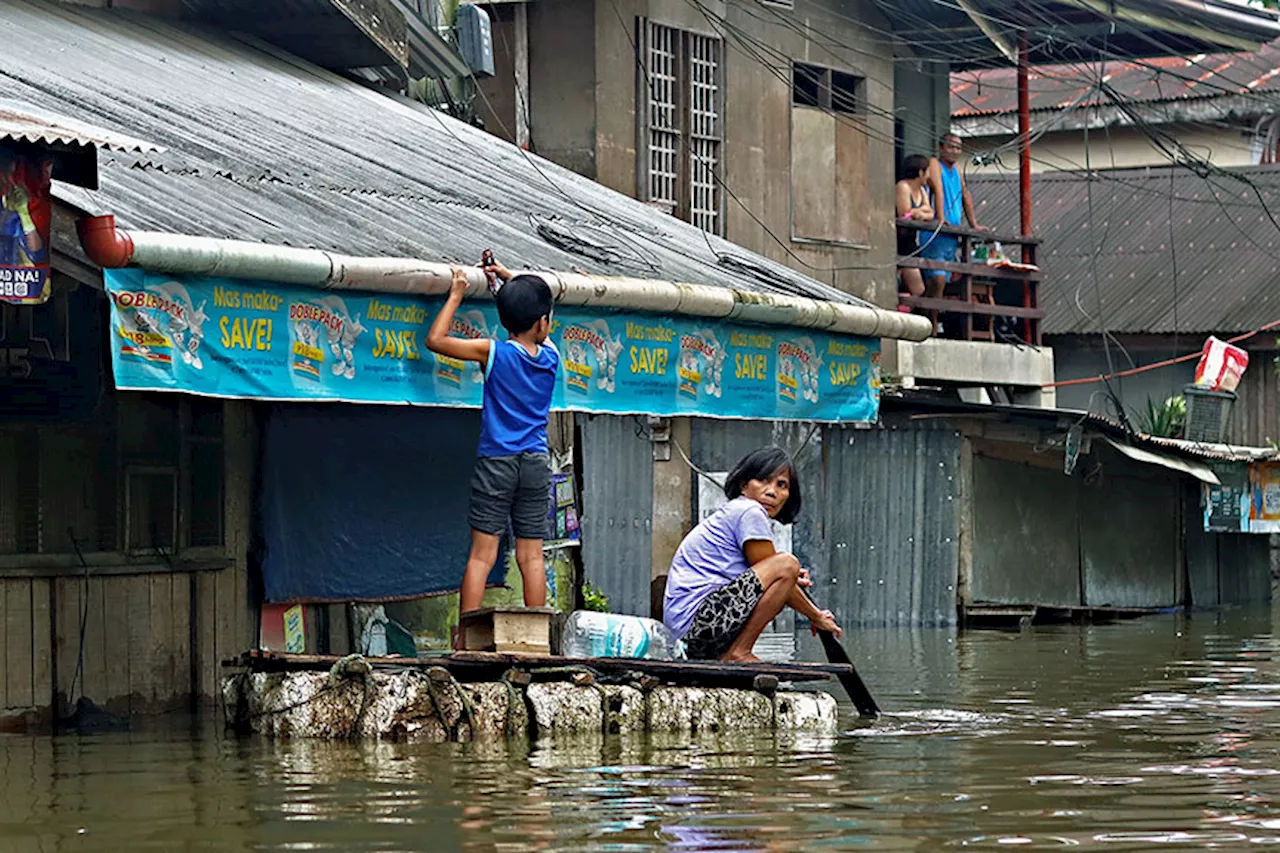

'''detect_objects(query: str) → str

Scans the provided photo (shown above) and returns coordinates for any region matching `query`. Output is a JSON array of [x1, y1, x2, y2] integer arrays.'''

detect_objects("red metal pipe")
[[1017, 33, 1032, 237], [76, 214, 134, 268]]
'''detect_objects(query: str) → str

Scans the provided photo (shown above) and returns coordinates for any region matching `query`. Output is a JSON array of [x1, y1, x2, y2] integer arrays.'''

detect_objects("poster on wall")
[[1203, 462, 1249, 533], [1248, 462, 1280, 534], [104, 269, 882, 423], [0, 147, 52, 305], [545, 471, 581, 549]]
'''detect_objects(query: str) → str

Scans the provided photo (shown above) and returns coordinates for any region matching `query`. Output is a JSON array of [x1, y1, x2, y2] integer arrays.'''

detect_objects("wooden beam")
[[899, 295, 1046, 319], [897, 257, 1042, 282]]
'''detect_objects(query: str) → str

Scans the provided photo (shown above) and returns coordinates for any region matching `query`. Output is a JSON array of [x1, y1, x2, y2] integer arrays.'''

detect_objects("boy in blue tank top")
[[427, 261, 560, 632]]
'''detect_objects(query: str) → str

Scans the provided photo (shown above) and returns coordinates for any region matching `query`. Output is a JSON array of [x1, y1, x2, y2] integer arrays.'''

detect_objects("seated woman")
[[663, 446, 842, 662]]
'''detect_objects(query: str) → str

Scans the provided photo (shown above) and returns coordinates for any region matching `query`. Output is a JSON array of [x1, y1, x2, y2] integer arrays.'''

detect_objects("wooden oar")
[[801, 591, 880, 717]]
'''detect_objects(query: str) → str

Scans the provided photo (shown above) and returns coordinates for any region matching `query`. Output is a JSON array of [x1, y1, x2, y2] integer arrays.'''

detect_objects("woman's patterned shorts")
[[684, 570, 766, 660]]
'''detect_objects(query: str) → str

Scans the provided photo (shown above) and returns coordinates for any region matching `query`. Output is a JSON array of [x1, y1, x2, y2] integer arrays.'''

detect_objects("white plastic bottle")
[[561, 611, 685, 660]]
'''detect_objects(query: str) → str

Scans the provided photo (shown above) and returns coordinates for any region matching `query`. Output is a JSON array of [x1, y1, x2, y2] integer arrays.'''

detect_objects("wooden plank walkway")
[[231, 649, 848, 690]]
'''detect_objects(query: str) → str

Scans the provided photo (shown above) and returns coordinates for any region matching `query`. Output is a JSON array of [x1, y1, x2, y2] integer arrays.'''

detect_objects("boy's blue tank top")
[[477, 339, 560, 457], [939, 161, 963, 226]]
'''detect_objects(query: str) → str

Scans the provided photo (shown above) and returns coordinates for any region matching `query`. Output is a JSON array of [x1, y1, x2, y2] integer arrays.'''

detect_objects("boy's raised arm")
[[426, 266, 492, 365]]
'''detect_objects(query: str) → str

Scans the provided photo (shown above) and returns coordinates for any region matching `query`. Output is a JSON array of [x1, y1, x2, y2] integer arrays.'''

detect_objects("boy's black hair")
[[901, 154, 929, 180], [495, 274, 553, 334], [724, 445, 802, 525]]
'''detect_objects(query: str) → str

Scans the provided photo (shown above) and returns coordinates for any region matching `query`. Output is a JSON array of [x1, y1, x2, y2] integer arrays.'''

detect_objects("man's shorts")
[[919, 233, 959, 278], [468, 452, 551, 540], [684, 570, 766, 660]]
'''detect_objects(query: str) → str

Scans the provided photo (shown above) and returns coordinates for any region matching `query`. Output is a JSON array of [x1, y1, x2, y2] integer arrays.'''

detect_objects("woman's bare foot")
[[719, 651, 763, 664]]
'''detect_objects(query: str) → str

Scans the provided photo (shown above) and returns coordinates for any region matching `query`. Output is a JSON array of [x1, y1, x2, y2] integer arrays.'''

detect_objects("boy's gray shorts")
[[468, 452, 551, 540]]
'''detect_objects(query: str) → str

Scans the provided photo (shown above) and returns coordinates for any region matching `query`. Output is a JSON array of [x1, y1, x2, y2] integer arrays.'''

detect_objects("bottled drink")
[[561, 611, 685, 660]]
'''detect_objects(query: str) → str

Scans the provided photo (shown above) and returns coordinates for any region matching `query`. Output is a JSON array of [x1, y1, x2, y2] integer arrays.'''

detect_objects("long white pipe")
[[87, 224, 934, 341]]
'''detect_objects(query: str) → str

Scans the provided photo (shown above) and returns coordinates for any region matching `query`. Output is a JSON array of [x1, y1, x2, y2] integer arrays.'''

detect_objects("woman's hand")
[[810, 609, 843, 639], [797, 567, 813, 589]]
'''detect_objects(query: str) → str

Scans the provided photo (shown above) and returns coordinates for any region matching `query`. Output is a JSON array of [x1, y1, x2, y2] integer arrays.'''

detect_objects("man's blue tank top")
[[477, 339, 560, 457], [939, 161, 963, 226]]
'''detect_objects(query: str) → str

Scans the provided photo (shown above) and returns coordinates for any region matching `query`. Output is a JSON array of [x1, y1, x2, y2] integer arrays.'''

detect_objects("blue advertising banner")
[[104, 269, 881, 422]]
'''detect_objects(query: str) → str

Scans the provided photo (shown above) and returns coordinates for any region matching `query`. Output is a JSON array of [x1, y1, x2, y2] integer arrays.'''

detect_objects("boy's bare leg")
[[461, 530, 501, 614], [514, 538, 547, 607], [719, 553, 801, 663]]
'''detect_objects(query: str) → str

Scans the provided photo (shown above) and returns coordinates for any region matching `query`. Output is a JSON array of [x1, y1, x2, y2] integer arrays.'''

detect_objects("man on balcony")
[[922, 133, 982, 295]]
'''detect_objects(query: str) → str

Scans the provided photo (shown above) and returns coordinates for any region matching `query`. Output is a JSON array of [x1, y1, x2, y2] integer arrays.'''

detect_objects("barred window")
[[640, 21, 723, 235]]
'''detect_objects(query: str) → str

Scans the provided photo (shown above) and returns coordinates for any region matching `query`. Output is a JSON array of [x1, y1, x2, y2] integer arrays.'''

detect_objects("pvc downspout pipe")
[[77, 216, 934, 342]]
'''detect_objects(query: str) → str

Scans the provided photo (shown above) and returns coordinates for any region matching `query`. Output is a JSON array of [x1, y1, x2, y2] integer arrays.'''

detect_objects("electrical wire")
[[1045, 317, 1280, 389]]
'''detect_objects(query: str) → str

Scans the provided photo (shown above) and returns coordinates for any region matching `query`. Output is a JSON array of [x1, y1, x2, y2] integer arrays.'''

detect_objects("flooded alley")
[[7, 607, 1280, 851]]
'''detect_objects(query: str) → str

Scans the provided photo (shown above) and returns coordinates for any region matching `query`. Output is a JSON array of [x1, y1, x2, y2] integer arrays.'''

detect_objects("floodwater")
[[7, 607, 1280, 851]]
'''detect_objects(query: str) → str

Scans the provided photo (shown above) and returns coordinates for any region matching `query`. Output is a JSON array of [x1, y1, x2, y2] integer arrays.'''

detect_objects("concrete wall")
[[527, 0, 599, 178], [526, 0, 902, 306], [895, 57, 951, 166], [959, 124, 1255, 174]]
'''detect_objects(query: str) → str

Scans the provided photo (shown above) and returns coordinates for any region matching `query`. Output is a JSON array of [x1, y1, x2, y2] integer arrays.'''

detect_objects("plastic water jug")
[[561, 611, 685, 660]]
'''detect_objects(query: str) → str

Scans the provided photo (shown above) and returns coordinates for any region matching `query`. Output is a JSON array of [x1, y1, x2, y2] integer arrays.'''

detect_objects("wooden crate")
[[459, 606, 556, 654]]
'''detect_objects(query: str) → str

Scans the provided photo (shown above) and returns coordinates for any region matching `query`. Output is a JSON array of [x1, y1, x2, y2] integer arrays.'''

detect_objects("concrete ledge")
[[884, 338, 1055, 392], [223, 671, 838, 740]]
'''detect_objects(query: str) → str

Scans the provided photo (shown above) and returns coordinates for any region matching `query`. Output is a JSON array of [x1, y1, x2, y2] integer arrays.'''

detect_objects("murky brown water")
[[7, 606, 1280, 851]]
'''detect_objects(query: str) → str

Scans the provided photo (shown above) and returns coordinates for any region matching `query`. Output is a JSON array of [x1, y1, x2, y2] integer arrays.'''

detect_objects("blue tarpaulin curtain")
[[259, 404, 503, 603]]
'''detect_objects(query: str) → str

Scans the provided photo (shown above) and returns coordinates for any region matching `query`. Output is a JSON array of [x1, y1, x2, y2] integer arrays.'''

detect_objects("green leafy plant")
[[1139, 395, 1186, 438], [582, 581, 610, 612]]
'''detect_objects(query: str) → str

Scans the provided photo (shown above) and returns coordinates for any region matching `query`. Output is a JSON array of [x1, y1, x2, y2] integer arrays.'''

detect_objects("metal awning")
[[0, 100, 162, 154], [0, 99, 162, 189], [184, 0, 472, 82], [1104, 437, 1220, 485], [877, 0, 1280, 68]]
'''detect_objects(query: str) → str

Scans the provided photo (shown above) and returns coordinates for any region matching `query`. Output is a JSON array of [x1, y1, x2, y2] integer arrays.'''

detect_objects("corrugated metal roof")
[[967, 166, 1280, 335], [874, 0, 1280, 71], [4, 0, 857, 305], [0, 98, 162, 153], [953, 42, 1280, 118]]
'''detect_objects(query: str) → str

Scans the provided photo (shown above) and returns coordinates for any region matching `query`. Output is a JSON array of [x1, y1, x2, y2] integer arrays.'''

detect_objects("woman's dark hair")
[[724, 445, 802, 525], [901, 153, 929, 180], [496, 274, 553, 334]]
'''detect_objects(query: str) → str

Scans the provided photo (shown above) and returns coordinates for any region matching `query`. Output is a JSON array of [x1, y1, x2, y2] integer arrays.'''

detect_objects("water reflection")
[[7, 607, 1280, 850]]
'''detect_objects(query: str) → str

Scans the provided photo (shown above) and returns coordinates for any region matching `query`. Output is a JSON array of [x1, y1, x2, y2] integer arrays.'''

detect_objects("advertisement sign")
[[105, 269, 881, 423], [1248, 462, 1280, 534], [546, 472, 581, 548], [0, 147, 52, 305], [1203, 462, 1249, 533]]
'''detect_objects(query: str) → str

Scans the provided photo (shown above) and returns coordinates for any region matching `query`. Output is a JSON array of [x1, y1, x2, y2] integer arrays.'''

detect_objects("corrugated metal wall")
[[1080, 473, 1179, 607], [689, 419, 827, 636], [577, 414, 653, 617], [824, 427, 961, 627], [971, 455, 1081, 606]]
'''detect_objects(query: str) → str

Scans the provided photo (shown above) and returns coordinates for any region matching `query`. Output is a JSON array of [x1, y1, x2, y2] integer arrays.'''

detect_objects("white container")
[[561, 611, 685, 660]]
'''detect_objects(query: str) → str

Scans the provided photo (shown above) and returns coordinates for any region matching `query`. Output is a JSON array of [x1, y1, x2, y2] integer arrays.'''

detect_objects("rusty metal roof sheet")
[[0, 99, 162, 153], [953, 42, 1280, 118], [967, 165, 1280, 335], [4, 0, 857, 305]]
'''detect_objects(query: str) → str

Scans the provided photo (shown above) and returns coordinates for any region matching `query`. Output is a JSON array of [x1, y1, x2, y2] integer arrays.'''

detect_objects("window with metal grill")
[[639, 21, 723, 235]]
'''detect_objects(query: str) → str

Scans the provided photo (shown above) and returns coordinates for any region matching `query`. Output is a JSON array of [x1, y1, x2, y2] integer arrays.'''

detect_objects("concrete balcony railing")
[[896, 221, 1045, 346]]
